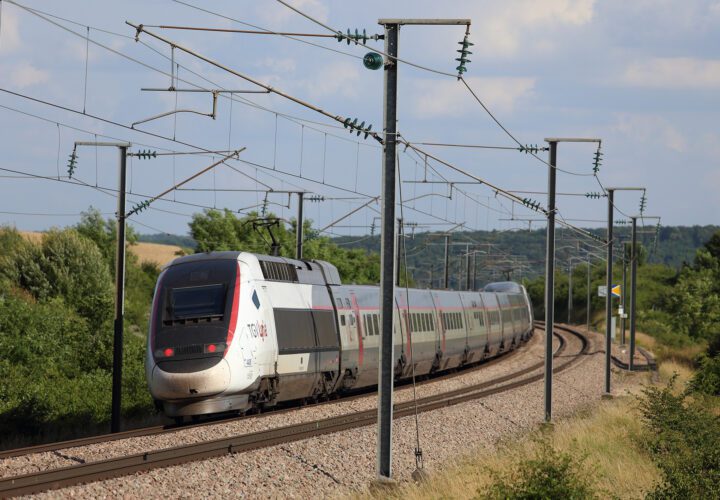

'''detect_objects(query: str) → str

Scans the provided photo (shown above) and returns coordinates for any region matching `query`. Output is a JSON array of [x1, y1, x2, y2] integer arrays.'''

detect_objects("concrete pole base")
[[539, 422, 555, 432]]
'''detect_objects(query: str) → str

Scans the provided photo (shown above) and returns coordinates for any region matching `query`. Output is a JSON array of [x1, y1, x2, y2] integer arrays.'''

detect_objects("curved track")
[[0, 330, 532, 461], [0, 324, 587, 498]]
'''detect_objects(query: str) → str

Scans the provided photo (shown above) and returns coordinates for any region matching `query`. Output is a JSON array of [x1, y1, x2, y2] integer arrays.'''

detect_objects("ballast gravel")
[[8, 329, 644, 499]]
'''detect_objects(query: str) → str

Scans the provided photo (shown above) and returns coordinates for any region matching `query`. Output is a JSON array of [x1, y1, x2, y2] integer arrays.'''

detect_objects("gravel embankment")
[[11, 329, 644, 499], [1, 330, 552, 480]]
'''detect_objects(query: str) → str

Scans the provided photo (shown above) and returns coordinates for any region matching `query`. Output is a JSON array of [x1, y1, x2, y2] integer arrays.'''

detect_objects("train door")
[[458, 294, 473, 363], [430, 292, 444, 356], [461, 293, 484, 363]]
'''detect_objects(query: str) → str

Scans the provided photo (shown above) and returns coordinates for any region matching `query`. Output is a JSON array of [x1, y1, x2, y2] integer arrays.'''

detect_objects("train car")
[[146, 252, 533, 419]]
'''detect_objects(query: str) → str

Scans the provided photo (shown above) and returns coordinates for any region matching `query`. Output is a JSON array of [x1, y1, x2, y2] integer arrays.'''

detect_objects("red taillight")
[[204, 343, 225, 354], [164, 348, 174, 357]]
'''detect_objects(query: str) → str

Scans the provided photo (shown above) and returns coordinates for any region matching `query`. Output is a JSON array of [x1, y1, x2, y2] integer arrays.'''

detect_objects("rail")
[[0, 325, 585, 497]]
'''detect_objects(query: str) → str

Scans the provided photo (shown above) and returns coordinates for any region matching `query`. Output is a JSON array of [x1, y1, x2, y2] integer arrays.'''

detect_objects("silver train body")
[[146, 252, 534, 417]]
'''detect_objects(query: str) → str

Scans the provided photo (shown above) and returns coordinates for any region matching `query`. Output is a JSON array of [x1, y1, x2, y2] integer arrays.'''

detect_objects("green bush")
[[638, 378, 720, 499], [687, 354, 720, 396], [479, 438, 599, 499]]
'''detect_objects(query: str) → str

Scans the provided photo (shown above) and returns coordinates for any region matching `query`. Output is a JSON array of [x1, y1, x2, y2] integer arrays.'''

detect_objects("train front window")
[[169, 284, 227, 320]]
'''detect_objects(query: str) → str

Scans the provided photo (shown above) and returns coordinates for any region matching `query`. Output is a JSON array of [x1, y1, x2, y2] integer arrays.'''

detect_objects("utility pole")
[[472, 252, 478, 290], [544, 137, 601, 420], [629, 214, 658, 370], [629, 216, 637, 370], [605, 189, 614, 395], [395, 218, 402, 286], [544, 139, 557, 422], [295, 191, 304, 259], [567, 260, 573, 324], [586, 256, 591, 331], [73, 141, 131, 433], [375, 17, 471, 481], [621, 248, 626, 344], [443, 234, 450, 289], [604, 187, 645, 391], [465, 244, 471, 290], [377, 19, 399, 482]]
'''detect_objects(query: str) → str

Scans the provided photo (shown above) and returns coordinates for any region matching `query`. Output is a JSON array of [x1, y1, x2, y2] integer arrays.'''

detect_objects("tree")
[[188, 209, 381, 284], [75, 207, 138, 273], [14, 229, 114, 330]]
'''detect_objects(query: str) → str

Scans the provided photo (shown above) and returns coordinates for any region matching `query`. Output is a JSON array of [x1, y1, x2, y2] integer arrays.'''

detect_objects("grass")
[[362, 387, 660, 500]]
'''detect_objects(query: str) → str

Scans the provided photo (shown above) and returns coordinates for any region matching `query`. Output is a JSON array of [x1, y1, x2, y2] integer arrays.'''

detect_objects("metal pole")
[[111, 146, 127, 434], [544, 140, 557, 422], [465, 244, 471, 290], [586, 256, 591, 331], [621, 249, 627, 344], [472, 252, 478, 290], [395, 219, 402, 286], [630, 216, 638, 370], [567, 261, 573, 324], [377, 21, 398, 480], [604, 189, 614, 395], [443, 234, 450, 289], [295, 191, 304, 259]]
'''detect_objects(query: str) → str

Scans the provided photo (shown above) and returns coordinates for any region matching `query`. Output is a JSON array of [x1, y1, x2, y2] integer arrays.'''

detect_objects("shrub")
[[480, 437, 599, 499], [638, 378, 720, 499]]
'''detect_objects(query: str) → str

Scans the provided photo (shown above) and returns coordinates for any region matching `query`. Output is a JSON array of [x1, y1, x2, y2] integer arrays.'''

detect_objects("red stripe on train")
[[225, 263, 241, 357]]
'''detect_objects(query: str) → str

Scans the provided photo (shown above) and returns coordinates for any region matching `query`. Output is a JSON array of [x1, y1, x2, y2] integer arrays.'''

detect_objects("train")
[[146, 251, 534, 419]]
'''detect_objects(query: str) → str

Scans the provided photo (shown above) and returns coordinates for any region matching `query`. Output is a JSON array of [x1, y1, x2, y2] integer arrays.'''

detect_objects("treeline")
[[525, 231, 720, 350], [0, 209, 158, 444]]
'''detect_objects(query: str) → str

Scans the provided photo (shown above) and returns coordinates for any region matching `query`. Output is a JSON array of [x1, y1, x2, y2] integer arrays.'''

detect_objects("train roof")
[[163, 251, 341, 286], [483, 281, 524, 293]]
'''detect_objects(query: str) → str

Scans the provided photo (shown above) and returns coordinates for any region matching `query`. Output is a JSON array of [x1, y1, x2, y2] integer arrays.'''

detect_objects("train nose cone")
[[150, 358, 231, 400]]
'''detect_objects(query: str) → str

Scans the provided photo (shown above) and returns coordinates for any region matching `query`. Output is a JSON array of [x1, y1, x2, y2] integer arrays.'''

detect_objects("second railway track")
[[0, 324, 588, 498]]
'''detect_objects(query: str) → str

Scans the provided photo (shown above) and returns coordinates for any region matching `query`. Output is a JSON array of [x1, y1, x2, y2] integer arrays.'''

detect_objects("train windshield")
[[170, 284, 226, 320]]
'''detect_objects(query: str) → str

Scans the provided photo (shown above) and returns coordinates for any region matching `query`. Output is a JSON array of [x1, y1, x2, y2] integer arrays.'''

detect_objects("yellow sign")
[[611, 285, 621, 298]]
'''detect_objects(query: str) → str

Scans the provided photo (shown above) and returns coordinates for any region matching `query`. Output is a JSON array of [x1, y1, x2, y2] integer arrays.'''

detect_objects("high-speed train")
[[147, 252, 534, 419]]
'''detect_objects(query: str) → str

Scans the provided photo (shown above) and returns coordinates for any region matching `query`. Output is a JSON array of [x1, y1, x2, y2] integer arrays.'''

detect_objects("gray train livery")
[[147, 252, 533, 418]]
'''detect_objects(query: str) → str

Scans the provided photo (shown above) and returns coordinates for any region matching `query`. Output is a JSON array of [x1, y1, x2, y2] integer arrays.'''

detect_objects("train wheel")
[[173, 416, 184, 426]]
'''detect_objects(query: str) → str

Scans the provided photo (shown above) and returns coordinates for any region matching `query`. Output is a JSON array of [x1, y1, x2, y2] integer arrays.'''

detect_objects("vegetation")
[[0, 210, 158, 446], [189, 208, 381, 285], [639, 378, 720, 499], [480, 438, 598, 499], [364, 363, 720, 500]]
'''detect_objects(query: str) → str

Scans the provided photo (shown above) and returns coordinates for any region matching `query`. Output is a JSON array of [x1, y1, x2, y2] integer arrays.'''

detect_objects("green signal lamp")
[[363, 52, 383, 70]]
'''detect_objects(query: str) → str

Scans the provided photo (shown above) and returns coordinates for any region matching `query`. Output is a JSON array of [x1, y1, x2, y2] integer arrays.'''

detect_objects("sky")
[[0, 0, 718, 240]]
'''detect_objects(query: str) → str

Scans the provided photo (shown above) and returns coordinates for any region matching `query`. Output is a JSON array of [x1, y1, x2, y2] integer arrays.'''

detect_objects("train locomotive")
[[147, 251, 534, 419]]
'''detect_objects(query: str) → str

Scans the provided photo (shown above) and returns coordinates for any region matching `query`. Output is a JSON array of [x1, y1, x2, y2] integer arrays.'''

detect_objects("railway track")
[[0, 328, 534, 462], [0, 324, 585, 497]]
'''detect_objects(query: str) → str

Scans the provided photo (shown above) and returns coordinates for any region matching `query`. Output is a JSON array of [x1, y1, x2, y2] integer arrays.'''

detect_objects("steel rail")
[[0, 325, 586, 497], [0, 330, 533, 460]]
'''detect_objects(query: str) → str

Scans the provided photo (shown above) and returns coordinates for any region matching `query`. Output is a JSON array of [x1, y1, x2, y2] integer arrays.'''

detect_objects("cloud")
[[610, 113, 687, 152], [256, 57, 297, 74], [255, 0, 329, 28], [469, 0, 595, 57], [0, 7, 21, 54], [408, 76, 536, 119], [6, 63, 49, 88], [621, 57, 720, 89], [290, 60, 361, 100]]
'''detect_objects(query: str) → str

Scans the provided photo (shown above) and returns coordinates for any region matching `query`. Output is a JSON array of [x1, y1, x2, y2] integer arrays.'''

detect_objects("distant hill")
[[332, 225, 720, 288]]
